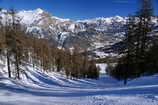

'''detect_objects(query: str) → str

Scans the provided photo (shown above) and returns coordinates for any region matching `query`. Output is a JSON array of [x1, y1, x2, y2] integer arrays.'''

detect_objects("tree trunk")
[[6, 50, 11, 78], [15, 52, 20, 79], [124, 79, 127, 85]]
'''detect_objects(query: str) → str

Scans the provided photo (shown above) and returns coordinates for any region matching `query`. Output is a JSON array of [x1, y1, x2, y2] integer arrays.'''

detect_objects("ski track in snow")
[[0, 64, 158, 105]]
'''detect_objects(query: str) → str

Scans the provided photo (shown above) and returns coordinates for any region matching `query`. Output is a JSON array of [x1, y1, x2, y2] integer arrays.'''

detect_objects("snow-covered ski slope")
[[0, 64, 158, 105]]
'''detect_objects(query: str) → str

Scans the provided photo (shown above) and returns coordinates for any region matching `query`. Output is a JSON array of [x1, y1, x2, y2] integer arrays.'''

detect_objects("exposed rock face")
[[0, 9, 157, 58]]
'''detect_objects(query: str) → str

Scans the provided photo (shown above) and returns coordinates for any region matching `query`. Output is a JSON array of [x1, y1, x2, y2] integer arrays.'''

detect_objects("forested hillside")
[[0, 9, 99, 80]]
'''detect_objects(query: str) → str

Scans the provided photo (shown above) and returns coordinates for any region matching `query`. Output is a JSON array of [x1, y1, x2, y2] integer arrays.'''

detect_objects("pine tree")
[[110, 0, 154, 84], [137, 0, 153, 73]]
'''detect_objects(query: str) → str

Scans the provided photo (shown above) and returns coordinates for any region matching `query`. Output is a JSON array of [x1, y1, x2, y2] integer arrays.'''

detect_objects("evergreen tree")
[[110, 0, 154, 84]]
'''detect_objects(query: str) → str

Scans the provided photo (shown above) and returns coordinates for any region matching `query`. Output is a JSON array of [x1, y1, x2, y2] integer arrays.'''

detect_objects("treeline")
[[0, 9, 99, 79], [108, 0, 158, 84]]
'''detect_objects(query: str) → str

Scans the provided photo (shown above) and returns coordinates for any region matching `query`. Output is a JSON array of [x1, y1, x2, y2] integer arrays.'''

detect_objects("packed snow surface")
[[0, 64, 158, 105]]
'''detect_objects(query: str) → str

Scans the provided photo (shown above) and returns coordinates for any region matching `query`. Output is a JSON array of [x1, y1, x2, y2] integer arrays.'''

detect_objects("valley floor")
[[0, 65, 158, 105]]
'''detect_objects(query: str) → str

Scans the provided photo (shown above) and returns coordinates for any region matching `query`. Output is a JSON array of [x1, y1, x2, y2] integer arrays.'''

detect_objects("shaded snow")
[[0, 63, 158, 105]]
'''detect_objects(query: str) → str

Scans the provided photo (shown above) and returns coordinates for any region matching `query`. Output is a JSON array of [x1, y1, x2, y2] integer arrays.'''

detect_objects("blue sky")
[[0, 0, 157, 20]]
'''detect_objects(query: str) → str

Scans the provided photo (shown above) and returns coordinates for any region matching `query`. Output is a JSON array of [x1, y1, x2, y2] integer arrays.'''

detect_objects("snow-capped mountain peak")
[[17, 9, 45, 25], [0, 8, 157, 51], [34, 8, 44, 14], [52, 16, 71, 22], [77, 15, 126, 24]]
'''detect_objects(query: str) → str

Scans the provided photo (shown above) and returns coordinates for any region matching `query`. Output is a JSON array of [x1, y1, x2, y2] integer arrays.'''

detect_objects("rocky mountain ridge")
[[0, 8, 157, 58]]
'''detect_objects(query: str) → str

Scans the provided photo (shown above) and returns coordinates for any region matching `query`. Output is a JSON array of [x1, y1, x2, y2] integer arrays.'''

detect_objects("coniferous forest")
[[109, 0, 158, 84]]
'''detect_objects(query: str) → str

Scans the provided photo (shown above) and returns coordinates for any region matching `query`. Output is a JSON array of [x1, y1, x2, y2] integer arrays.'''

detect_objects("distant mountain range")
[[0, 8, 158, 58]]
